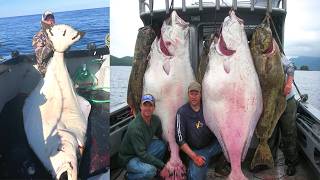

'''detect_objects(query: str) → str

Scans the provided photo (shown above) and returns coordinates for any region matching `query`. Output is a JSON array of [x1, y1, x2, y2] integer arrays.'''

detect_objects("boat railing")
[[137, 0, 287, 76], [139, 0, 287, 15]]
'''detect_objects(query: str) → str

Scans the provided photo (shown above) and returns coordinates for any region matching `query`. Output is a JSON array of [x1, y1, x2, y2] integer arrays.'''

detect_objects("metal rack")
[[137, 0, 287, 73], [139, 0, 287, 15]]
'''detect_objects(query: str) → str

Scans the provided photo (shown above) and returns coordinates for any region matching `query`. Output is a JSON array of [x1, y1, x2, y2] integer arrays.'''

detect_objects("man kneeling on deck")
[[175, 81, 225, 180], [118, 94, 167, 180]]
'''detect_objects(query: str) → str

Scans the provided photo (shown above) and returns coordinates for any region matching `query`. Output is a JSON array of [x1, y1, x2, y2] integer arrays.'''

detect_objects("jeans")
[[127, 139, 166, 180], [188, 141, 222, 180]]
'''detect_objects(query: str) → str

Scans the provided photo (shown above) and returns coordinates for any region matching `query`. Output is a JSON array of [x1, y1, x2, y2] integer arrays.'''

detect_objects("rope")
[[164, 0, 175, 24], [269, 14, 284, 54], [221, 0, 230, 7], [170, 0, 174, 11], [262, 12, 270, 26]]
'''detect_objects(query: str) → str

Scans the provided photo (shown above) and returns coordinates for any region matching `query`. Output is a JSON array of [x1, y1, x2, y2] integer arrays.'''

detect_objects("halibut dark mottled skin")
[[250, 21, 286, 170], [127, 26, 156, 114]]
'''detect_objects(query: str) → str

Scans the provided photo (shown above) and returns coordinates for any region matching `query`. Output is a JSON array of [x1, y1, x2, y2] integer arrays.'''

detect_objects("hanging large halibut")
[[23, 24, 90, 180], [142, 11, 195, 179], [202, 11, 263, 180], [250, 18, 286, 170]]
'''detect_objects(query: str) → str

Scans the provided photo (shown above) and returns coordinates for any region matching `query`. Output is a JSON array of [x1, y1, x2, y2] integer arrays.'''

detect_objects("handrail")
[[216, 0, 220, 10], [165, 0, 170, 13], [233, 0, 237, 10], [268, 0, 272, 12], [250, 0, 254, 11], [139, 0, 287, 15]]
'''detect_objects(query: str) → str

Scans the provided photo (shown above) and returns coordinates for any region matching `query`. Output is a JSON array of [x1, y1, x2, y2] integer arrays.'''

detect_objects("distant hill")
[[110, 55, 132, 66], [291, 56, 320, 71], [109, 55, 320, 70]]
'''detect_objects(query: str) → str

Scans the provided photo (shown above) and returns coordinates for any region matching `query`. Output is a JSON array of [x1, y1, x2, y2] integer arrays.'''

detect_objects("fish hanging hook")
[[261, 13, 271, 28], [169, 0, 174, 12], [269, 14, 284, 53], [163, 0, 175, 24], [165, 0, 174, 17]]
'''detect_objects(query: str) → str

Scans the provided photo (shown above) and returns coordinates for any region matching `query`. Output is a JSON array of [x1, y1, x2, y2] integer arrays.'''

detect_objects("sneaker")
[[286, 165, 296, 176], [215, 164, 231, 177]]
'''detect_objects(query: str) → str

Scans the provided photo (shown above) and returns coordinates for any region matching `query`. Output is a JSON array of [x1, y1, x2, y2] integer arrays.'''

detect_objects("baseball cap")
[[188, 81, 201, 92], [42, 10, 55, 21], [141, 94, 155, 105]]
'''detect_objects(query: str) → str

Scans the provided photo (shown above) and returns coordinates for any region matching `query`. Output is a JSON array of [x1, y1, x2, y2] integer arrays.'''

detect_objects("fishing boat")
[[110, 0, 320, 179], [0, 44, 110, 179]]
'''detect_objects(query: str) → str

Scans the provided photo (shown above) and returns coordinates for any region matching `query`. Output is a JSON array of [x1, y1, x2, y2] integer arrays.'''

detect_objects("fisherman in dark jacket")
[[279, 54, 299, 176], [32, 10, 55, 77], [175, 81, 223, 180], [118, 94, 168, 180]]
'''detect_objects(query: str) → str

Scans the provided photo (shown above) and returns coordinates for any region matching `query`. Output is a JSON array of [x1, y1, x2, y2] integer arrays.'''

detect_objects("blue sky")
[[0, 0, 109, 18]]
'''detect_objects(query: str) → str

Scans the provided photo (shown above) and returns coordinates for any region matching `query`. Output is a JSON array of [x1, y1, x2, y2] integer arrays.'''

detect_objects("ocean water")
[[0, 7, 109, 59], [294, 71, 320, 109], [110, 66, 320, 111], [110, 66, 132, 109]]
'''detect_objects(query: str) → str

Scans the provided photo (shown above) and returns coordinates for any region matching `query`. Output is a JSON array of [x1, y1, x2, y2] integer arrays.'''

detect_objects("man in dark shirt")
[[175, 81, 222, 180], [279, 55, 299, 176], [118, 94, 167, 180]]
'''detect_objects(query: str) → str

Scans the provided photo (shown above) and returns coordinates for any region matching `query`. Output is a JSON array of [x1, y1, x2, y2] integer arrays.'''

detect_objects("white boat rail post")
[[216, 0, 220, 10], [282, 0, 287, 11], [139, 0, 146, 14], [182, 0, 186, 12], [149, 0, 154, 16], [233, 0, 237, 10], [199, 0, 203, 11], [165, 0, 170, 14], [268, 0, 272, 12], [250, 0, 254, 11]]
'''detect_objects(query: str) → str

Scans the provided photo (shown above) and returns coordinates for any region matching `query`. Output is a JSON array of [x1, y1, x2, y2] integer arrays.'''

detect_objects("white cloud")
[[284, 0, 320, 57], [110, 0, 142, 57]]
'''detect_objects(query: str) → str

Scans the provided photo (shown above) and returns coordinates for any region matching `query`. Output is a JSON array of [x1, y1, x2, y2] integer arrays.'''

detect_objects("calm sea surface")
[[111, 66, 320, 111], [0, 7, 109, 59]]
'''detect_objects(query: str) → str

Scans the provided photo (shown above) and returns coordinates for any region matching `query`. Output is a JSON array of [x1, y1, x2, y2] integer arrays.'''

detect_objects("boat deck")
[[111, 149, 317, 180], [0, 90, 109, 179]]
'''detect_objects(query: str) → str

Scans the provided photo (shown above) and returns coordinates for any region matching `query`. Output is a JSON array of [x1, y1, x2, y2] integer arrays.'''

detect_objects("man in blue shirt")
[[175, 81, 223, 180]]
